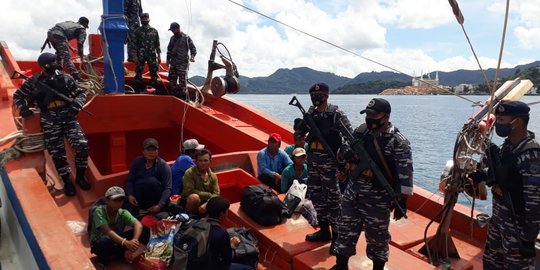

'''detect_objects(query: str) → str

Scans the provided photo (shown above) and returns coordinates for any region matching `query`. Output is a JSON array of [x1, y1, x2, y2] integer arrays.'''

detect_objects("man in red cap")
[[256, 133, 292, 192]]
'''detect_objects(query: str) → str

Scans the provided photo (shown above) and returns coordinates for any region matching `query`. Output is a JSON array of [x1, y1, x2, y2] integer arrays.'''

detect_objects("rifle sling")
[[372, 136, 396, 184]]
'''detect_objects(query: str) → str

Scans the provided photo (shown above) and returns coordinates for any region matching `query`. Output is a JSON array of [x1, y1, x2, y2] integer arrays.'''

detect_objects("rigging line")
[[459, 24, 491, 87], [227, 0, 478, 104], [486, 0, 511, 131]]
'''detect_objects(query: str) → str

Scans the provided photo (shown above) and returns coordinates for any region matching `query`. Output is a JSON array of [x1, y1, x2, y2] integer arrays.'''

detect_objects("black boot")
[[329, 255, 349, 270], [62, 175, 76, 197], [372, 259, 386, 270], [76, 167, 91, 191], [330, 229, 338, 255], [306, 221, 331, 242]]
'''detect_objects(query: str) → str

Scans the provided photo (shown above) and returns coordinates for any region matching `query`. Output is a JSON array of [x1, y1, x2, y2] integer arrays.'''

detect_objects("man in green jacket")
[[182, 148, 220, 215]]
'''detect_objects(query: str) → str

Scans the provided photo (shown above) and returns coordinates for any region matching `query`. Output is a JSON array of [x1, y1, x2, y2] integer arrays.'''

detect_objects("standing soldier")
[[166, 22, 196, 98], [133, 13, 160, 88], [45, 17, 89, 82], [480, 101, 540, 269], [331, 98, 413, 270], [124, 0, 143, 62], [294, 83, 352, 244], [13, 52, 92, 197]]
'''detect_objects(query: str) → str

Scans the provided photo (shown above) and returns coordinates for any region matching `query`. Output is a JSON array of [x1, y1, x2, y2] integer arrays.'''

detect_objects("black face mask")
[[43, 63, 60, 74], [310, 93, 326, 106], [141, 21, 149, 26], [495, 119, 516, 137], [365, 116, 385, 130]]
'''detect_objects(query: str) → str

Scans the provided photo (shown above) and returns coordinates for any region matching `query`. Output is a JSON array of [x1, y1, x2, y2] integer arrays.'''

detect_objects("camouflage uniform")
[[166, 33, 196, 98], [124, 0, 143, 60], [306, 104, 351, 230], [134, 24, 160, 86], [47, 21, 86, 76], [333, 123, 413, 263], [13, 71, 89, 179], [483, 132, 540, 269]]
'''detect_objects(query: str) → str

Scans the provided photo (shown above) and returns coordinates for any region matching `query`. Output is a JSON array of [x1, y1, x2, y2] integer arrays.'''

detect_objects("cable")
[[227, 0, 478, 104]]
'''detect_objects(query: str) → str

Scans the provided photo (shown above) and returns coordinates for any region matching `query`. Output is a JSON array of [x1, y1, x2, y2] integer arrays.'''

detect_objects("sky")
[[1, 0, 539, 79]]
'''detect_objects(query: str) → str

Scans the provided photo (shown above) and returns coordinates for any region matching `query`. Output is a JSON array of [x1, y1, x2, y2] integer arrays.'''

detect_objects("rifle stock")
[[12, 70, 92, 116]]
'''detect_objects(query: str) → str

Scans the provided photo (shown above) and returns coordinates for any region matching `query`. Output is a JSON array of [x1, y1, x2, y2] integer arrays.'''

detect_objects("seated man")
[[206, 197, 255, 270], [171, 138, 205, 195], [280, 147, 308, 193], [182, 148, 220, 215], [89, 186, 150, 264], [256, 133, 292, 192], [284, 131, 308, 158], [126, 138, 172, 217]]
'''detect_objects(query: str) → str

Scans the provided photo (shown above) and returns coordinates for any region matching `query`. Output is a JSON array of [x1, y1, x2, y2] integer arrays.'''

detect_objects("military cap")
[[140, 13, 150, 21], [78, 16, 89, 28], [37, 52, 57, 66], [360, 98, 391, 114], [495, 101, 530, 116], [309, 83, 329, 93], [169, 22, 180, 31]]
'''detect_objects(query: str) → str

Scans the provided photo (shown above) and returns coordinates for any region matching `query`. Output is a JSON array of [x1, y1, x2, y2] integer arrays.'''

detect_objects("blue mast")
[[99, 0, 128, 94]]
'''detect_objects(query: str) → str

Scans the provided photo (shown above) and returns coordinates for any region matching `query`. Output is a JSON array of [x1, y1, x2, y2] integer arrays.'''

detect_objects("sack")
[[133, 255, 167, 270], [172, 218, 215, 270], [227, 227, 259, 268], [241, 184, 283, 226], [286, 180, 307, 212], [301, 199, 318, 226], [281, 193, 301, 218], [144, 219, 179, 268], [87, 197, 106, 234]]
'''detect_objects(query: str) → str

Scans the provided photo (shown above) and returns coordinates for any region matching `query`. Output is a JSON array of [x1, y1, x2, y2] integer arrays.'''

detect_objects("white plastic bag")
[[286, 179, 307, 212]]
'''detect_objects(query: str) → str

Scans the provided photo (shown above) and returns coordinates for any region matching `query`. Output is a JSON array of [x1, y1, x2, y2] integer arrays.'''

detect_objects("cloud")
[[0, 0, 537, 79]]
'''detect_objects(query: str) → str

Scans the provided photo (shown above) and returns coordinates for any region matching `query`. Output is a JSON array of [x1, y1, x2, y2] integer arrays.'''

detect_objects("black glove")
[[19, 108, 34, 118], [338, 144, 357, 163], [393, 197, 407, 221], [293, 118, 308, 134], [468, 171, 488, 185], [519, 238, 536, 258]]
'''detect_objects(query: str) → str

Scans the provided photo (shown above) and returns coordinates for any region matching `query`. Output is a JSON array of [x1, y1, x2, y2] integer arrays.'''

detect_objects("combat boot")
[[372, 259, 386, 270], [62, 175, 76, 197], [306, 221, 331, 242], [75, 167, 91, 190], [329, 255, 349, 270], [330, 229, 338, 255]]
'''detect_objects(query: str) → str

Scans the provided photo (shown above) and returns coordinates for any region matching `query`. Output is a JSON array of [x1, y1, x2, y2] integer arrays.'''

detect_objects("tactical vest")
[[31, 74, 70, 112], [361, 127, 400, 192], [50, 21, 84, 40], [308, 104, 342, 154], [495, 138, 540, 217]]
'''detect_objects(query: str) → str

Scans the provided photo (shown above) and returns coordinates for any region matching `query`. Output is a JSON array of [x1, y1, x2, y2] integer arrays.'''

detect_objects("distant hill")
[[188, 60, 540, 94]]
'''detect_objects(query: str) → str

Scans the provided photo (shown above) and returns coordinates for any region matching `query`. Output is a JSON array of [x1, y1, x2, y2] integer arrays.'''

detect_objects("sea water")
[[230, 94, 540, 214]]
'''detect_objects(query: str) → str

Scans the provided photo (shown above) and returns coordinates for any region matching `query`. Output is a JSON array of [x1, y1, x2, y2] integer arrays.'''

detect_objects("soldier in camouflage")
[[294, 83, 352, 245], [331, 98, 413, 270], [133, 13, 160, 88], [480, 101, 540, 269], [124, 0, 143, 62], [13, 53, 91, 197], [166, 22, 196, 98], [46, 17, 89, 82]]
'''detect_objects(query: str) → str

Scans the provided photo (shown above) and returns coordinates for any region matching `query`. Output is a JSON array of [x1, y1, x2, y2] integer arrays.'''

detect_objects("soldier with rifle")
[[330, 98, 413, 270], [290, 82, 352, 246], [13, 52, 92, 197], [473, 101, 540, 269]]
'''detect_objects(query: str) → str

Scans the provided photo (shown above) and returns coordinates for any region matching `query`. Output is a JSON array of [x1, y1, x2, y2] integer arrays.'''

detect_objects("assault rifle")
[[288, 96, 336, 160], [336, 119, 408, 219], [12, 70, 92, 116]]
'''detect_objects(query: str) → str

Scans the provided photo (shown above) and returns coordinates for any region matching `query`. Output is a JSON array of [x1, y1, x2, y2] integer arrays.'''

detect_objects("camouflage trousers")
[[47, 33, 79, 76], [125, 22, 139, 60], [333, 177, 392, 261], [168, 63, 188, 98], [306, 151, 341, 227], [135, 51, 159, 84], [41, 110, 88, 177], [483, 194, 535, 269]]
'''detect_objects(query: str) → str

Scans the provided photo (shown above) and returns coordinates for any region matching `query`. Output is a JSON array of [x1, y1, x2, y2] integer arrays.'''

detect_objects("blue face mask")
[[495, 119, 516, 137]]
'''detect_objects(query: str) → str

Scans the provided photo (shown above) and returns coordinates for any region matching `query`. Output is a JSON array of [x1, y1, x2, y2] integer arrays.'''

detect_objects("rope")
[[227, 0, 479, 104], [0, 118, 45, 165]]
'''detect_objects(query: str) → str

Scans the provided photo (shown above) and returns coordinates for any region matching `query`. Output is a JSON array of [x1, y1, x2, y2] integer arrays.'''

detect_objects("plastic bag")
[[286, 179, 307, 212], [143, 219, 179, 269]]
